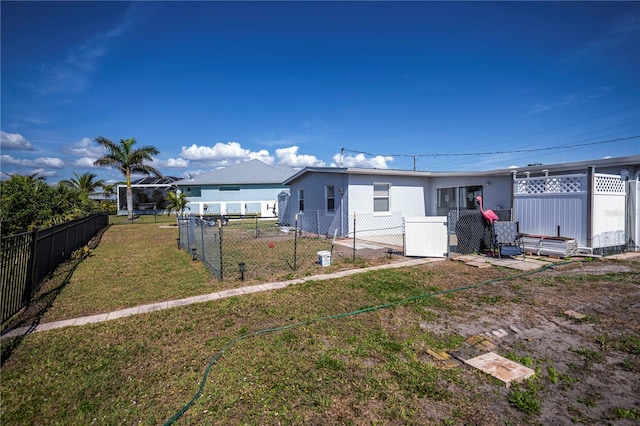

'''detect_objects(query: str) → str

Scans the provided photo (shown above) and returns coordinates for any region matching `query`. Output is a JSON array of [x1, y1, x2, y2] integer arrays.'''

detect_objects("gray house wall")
[[427, 175, 513, 216], [286, 171, 348, 235]]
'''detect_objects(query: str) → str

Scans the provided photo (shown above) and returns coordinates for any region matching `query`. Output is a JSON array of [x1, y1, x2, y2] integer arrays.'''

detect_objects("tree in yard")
[[59, 172, 105, 199], [93, 137, 161, 219], [100, 183, 117, 200], [165, 190, 189, 216], [0, 173, 98, 236]]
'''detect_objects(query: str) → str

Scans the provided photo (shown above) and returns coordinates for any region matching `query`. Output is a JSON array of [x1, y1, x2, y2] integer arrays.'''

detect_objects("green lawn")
[[2, 219, 638, 425]]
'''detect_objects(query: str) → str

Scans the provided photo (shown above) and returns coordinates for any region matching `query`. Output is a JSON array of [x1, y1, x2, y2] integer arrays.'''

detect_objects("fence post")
[[317, 210, 320, 237], [218, 219, 224, 281], [294, 213, 299, 270], [48, 222, 56, 275], [200, 220, 206, 265], [24, 229, 38, 305], [186, 218, 192, 251], [352, 212, 356, 261]]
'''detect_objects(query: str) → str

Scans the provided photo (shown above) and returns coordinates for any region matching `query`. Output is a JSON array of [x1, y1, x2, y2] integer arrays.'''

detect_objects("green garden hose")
[[164, 259, 576, 425]]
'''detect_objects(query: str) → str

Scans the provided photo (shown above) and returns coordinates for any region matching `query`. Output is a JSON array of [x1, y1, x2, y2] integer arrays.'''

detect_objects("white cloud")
[[1, 131, 35, 151], [72, 157, 98, 168], [331, 152, 393, 169], [180, 142, 248, 160], [179, 141, 276, 166], [275, 146, 325, 167], [1, 154, 65, 168], [26, 168, 59, 178], [157, 157, 190, 168], [65, 137, 105, 157], [248, 150, 275, 165]]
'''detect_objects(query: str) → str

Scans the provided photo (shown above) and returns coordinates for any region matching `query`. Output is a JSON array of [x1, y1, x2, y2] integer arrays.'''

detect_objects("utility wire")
[[343, 135, 639, 158]]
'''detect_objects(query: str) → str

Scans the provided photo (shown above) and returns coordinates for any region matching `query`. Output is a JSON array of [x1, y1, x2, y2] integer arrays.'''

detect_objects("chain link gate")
[[448, 209, 512, 254]]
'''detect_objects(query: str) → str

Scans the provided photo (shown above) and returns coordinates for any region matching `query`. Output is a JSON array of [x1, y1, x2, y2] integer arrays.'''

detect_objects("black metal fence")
[[178, 211, 406, 282], [1, 212, 109, 324], [448, 209, 512, 254]]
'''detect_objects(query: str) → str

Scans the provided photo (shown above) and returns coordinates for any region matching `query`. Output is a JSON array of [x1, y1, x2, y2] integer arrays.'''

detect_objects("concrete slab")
[[106, 307, 140, 320], [489, 258, 545, 271], [240, 284, 271, 294], [465, 352, 535, 387], [137, 302, 168, 314], [465, 260, 492, 268], [74, 314, 109, 325], [218, 288, 246, 298]]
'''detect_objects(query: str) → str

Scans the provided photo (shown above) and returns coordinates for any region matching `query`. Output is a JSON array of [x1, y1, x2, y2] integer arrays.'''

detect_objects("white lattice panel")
[[515, 176, 584, 195], [595, 174, 625, 194]]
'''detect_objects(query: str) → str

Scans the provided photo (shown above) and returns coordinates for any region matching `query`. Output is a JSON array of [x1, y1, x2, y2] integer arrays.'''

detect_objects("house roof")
[[283, 155, 640, 184], [174, 159, 295, 186], [129, 176, 181, 185]]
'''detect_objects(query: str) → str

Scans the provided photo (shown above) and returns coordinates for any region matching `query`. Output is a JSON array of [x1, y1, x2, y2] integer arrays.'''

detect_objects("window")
[[436, 185, 482, 213], [326, 185, 335, 213], [459, 186, 482, 209], [183, 186, 201, 197], [437, 187, 456, 209], [298, 189, 304, 212], [220, 186, 240, 191], [373, 183, 390, 212]]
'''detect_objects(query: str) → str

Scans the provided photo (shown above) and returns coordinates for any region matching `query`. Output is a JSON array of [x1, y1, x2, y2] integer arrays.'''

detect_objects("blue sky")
[[1, 1, 639, 183]]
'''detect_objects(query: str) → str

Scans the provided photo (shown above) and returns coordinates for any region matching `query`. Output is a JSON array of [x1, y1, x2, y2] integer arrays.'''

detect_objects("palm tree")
[[59, 172, 105, 198], [100, 183, 117, 200], [93, 137, 161, 219], [165, 190, 189, 216]]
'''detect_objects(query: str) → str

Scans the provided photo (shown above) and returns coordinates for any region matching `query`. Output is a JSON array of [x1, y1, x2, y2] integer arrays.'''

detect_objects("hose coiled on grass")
[[164, 260, 576, 425]]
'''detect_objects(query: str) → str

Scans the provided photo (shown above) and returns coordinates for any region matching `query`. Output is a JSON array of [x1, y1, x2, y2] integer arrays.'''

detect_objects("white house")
[[282, 155, 640, 252], [174, 160, 295, 217]]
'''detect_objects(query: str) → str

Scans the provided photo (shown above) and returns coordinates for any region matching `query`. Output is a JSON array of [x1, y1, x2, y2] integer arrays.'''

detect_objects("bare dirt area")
[[426, 255, 640, 424]]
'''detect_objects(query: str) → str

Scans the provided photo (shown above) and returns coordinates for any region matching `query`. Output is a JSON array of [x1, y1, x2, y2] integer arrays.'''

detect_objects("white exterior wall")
[[592, 174, 626, 248], [630, 181, 640, 250], [513, 173, 626, 249], [346, 174, 427, 217]]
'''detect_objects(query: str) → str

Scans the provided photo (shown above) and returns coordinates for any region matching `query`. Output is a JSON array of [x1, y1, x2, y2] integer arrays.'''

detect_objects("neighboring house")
[[116, 176, 181, 215], [282, 155, 640, 251], [174, 159, 295, 217]]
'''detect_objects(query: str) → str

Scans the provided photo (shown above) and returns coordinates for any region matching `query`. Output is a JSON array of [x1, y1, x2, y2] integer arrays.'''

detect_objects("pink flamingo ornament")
[[476, 196, 499, 224]]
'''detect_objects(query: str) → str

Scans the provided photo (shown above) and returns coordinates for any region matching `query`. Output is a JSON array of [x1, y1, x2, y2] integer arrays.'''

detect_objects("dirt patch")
[[419, 257, 640, 423]]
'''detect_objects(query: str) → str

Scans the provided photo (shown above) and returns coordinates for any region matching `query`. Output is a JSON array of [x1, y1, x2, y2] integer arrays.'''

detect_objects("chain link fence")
[[178, 210, 407, 282], [447, 209, 512, 255]]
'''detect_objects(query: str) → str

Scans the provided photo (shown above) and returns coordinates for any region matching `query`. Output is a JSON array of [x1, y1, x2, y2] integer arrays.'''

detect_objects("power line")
[[343, 135, 639, 159]]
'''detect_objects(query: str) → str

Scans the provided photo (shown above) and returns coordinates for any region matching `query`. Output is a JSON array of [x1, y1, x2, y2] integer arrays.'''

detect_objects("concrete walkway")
[[1, 258, 441, 339]]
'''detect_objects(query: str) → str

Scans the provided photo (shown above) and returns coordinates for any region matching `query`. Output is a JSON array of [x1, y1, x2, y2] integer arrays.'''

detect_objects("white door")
[[404, 216, 448, 257]]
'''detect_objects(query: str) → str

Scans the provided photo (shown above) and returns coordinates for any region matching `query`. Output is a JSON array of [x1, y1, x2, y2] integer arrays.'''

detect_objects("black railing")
[[1, 212, 109, 324]]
